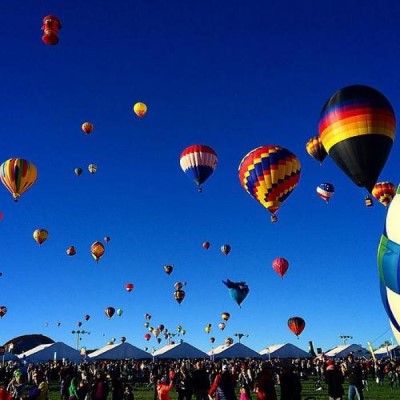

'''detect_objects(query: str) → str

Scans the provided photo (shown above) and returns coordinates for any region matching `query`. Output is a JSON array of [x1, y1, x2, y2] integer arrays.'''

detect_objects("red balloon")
[[144, 333, 151, 341], [125, 283, 134, 292], [203, 242, 210, 250], [288, 317, 305, 338], [272, 257, 289, 278]]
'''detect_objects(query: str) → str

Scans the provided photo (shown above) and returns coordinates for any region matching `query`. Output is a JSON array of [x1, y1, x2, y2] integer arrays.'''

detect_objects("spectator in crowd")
[[324, 359, 344, 400]]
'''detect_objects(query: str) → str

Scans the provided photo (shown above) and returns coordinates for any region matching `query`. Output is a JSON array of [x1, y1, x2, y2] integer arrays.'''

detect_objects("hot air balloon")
[[121, 336, 126, 343], [77, 321, 82, 327], [238, 146, 301, 223], [144, 333, 151, 341], [306, 136, 327, 164], [0, 306, 7, 318], [210, 337, 215, 344], [125, 283, 134, 292], [66, 246, 76, 256], [174, 289, 185, 304], [158, 324, 165, 332], [205, 324, 212, 334], [144, 313, 152, 320], [91, 241, 105, 263], [0, 158, 38, 201], [380, 280, 400, 334], [221, 245, 231, 256], [174, 282, 183, 290], [144, 322, 150, 328], [218, 322, 226, 331], [272, 257, 289, 278], [180, 145, 218, 192], [222, 279, 249, 307], [84, 314, 90, 321], [133, 102, 147, 118], [104, 236, 111, 244], [288, 317, 305, 338], [164, 265, 173, 275], [225, 337, 234, 345], [221, 312, 230, 321], [316, 183, 335, 203], [88, 164, 97, 174], [202, 241, 211, 250], [33, 229, 48, 245], [82, 122, 94, 135], [74, 168, 83, 176], [372, 182, 396, 207], [41, 15, 61, 45], [152, 328, 160, 338], [56, 322, 61, 327], [319, 85, 396, 193], [117, 309, 123, 316], [105, 307, 115, 319]]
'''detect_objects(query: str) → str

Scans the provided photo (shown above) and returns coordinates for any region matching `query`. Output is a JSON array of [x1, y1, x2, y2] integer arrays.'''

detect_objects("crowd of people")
[[0, 354, 399, 400]]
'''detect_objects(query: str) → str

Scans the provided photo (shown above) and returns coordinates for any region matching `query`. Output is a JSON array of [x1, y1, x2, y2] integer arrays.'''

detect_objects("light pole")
[[340, 335, 353, 345], [71, 330, 90, 350], [234, 333, 249, 343]]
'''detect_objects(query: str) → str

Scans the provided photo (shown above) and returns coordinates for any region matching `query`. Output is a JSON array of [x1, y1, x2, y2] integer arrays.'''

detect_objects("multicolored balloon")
[[238, 146, 301, 222], [66, 246, 76, 256], [164, 265, 173, 275], [84, 314, 90, 321], [306, 136, 327, 164], [180, 145, 218, 192], [222, 279, 249, 308], [221, 312, 230, 321], [0, 306, 7, 318], [218, 322, 226, 331], [203, 241, 211, 250], [41, 15, 61, 45], [205, 324, 212, 334], [379, 281, 400, 332], [287, 316, 305, 338], [372, 182, 396, 207], [105, 307, 115, 319], [319, 85, 395, 193], [221, 245, 231, 256], [33, 229, 48, 245], [272, 257, 289, 278], [316, 183, 335, 203], [82, 122, 94, 135], [174, 289, 185, 304], [74, 168, 83, 176], [88, 164, 97, 174], [0, 158, 38, 201], [125, 283, 134, 293]]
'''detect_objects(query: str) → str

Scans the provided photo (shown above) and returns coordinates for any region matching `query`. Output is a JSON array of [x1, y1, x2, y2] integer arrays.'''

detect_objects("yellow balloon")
[[133, 102, 147, 118], [91, 241, 105, 262], [33, 229, 48, 245]]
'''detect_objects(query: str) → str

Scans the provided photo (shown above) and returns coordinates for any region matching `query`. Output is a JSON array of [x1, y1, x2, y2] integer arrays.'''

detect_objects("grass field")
[[46, 376, 400, 400]]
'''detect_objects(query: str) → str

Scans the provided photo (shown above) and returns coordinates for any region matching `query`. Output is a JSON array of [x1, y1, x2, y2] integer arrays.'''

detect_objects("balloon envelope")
[[33, 229, 48, 245], [0, 158, 38, 201], [125, 283, 134, 292], [306, 136, 327, 164], [82, 122, 94, 134], [0, 306, 7, 318], [288, 317, 305, 337], [372, 181, 396, 207], [133, 102, 147, 118], [238, 145, 301, 222], [316, 183, 335, 203], [105, 307, 115, 319], [319, 85, 395, 192], [222, 279, 249, 307], [272, 257, 289, 278], [91, 241, 105, 262], [180, 144, 218, 192]]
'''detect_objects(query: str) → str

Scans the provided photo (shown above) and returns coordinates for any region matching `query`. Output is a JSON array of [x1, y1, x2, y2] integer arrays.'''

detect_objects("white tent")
[[374, 345, 400, 359], [88, 342, 152, 360], [153, 342, 207, 359], [324, 344, 370, 359], [208, 343, 261, 359], [259, 343, 310, 359], [17, 342, 83, 363]]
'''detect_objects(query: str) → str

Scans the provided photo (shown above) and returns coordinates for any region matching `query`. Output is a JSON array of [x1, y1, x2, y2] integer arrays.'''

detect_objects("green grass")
[[46, 376, 400, 400]]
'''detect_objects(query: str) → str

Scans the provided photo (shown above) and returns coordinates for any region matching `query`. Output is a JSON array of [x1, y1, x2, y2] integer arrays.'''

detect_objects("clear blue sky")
[[1, 0, 399, 354]]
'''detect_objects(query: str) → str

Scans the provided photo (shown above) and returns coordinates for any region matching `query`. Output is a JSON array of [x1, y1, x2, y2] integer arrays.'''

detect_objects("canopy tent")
[[88, 342, 152, 360], [153, 342, 208, 359], [208, 343, 261, 359], [2, 352, 20, 362], [259, 343, 310, 359], [374, 345, 400, 359], [17, 342, 83, 363], [324, 344, 370, 359]]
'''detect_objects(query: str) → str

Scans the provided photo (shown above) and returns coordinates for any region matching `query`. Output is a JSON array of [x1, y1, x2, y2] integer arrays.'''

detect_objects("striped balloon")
[[238, 145, 301, 222], [0, 158, 37, 201], [372, 181, 396, 207], [180, 144, 218, 192], [316, 182, 335, 203], [305, 136, 327, 164], [379, 281, 400, 332], [319, 85, 395, 192]]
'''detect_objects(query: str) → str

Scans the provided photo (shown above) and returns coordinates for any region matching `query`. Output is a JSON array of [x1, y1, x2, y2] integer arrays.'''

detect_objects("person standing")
[[255, 363, 277, 400], [279, 361, 302, 400], [191, 362, 209, 400], [324, 359, 344, 400], [209, 365, 237, 400], [344, 354, 364, 400]]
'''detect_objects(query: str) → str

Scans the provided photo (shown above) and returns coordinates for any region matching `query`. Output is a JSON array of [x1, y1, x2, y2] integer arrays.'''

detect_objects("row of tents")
[[2, 341, 398, 363]]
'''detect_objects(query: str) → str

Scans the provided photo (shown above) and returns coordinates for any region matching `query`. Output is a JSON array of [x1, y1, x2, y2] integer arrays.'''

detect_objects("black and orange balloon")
[[66, 246, 76, 256], [319, 85, 396, 193], [287, 317, 305, 338], [221, 312, 230, 321], [174, 289, 185, 304], [372, 181, 396, 207], [306, 136, 327, 164], [225, 337, 234, 345], [125, 283, 134, 292], [164, 265, 173, 275], [91, 241, 105, 262], [105, 307, 115, 319]]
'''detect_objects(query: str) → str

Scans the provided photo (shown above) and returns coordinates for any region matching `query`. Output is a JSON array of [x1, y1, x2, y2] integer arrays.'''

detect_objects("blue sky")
[[1, 0, 400, 354]]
